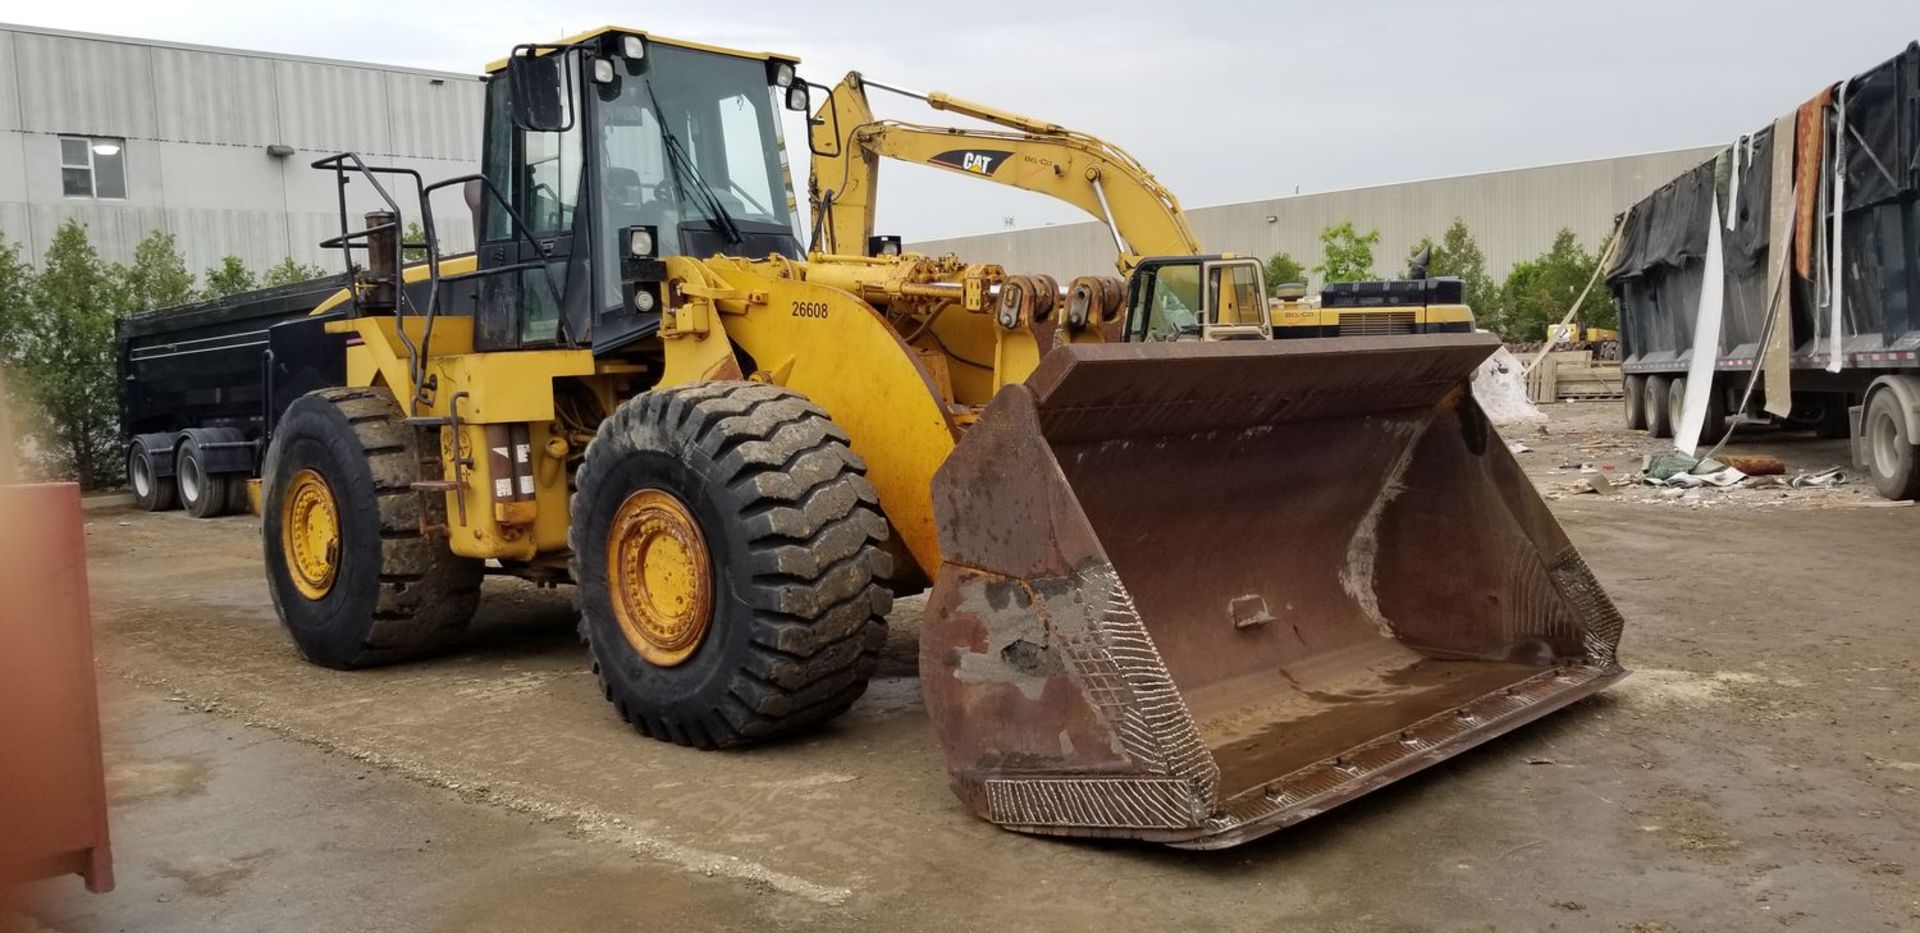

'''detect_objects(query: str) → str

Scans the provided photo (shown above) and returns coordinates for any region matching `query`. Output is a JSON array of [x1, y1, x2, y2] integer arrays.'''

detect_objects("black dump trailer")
[[1609, 41, 1920, 499], [118, 276, 350, 516]]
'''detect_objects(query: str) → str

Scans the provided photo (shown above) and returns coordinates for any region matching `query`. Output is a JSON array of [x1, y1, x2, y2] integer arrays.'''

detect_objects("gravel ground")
[[10, 399, 1919, 932]]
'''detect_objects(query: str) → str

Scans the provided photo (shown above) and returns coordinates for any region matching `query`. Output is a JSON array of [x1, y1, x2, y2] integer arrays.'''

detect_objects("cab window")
[[1142, 263, 1202, 340], [1208, 263, 1265, 327]]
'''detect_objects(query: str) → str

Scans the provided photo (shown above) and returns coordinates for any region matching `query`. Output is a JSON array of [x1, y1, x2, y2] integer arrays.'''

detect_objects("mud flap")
[[921, 334, 1627, 847]]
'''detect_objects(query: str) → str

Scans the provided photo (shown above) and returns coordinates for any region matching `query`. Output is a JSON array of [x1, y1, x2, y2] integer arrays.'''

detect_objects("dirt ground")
[[12, 400, 1920, 932]]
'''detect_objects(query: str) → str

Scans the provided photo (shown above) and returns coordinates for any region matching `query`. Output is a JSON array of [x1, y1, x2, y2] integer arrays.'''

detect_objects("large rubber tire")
[[1666, 376, 1689, 440], [1644, 374, 1674, 439], [1862, 390, 1920, 500], [570, 382, 892, 749], [1623, 375, 1648, 431], [129, 441, 176, 512], [176, 438, 230, 519], [261, 387, 483, 668]]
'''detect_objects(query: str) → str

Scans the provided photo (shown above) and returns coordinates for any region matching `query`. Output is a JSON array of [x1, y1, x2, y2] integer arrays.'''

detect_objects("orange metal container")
[[0, 483, 114, 894]]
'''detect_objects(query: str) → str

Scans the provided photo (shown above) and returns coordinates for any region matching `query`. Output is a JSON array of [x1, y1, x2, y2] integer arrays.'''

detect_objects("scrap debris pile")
[[1503, 406, 1892, 510]]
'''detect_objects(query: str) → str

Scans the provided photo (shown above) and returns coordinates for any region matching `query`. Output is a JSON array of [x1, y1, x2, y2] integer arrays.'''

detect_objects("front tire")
[[570, 382, 891, 749], [1862, 390, 1920, 500], [261, 387, 483, 668]]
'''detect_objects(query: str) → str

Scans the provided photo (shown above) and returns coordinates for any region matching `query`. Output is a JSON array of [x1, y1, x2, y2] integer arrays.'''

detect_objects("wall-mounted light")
[[428, 78, 446, 86], [266, 144, 296, 158]]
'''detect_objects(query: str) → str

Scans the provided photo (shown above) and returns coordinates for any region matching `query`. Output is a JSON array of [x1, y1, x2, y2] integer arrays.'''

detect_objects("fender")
[[1855, 374, 1920, 467], [658, 255, 959, 578]]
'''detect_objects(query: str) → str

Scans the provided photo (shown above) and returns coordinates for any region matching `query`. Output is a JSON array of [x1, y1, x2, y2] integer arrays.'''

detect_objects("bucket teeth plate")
[[921, 334, 1628, 847]]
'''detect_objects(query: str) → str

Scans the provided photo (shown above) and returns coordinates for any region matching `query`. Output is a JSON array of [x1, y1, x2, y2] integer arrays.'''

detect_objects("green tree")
[[0, 236, 33, 366], [112, 230, 196, 315], [1493, 228, 1610, 341], [15, 221, 120, 487], [1407, 219, 1496, 316], [1313, 222, 1379, 284], [201, 256, 257, 299], [263, 256, 327, 287], [1263, 251, 1307, 295], [403, 221, 429, 263]]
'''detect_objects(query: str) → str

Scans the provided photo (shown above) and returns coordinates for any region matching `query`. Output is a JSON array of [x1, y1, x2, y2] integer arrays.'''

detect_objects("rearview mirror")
[[508, 47, 573, 133]]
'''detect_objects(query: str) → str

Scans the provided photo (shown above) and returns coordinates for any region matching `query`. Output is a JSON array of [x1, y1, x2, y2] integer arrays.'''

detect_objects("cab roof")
[[483, 26, 800, 74]]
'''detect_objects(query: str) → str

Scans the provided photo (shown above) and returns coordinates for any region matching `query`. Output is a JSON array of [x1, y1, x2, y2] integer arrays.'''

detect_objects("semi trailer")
[[1610, 41, 1920, 499], [117, 275, 350, 515]]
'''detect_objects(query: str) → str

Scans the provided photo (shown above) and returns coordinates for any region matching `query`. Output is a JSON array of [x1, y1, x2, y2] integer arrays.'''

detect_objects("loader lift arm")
[[807, 72, 1201, 273]]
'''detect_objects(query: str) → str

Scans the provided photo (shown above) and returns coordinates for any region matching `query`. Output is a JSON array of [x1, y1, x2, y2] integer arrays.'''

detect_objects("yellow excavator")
[[804, 71, 1473, 340], [261, 27, 1625, 848]]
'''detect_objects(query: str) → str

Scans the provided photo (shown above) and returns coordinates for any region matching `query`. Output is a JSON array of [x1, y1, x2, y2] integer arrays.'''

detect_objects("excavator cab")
[[1123, 256, 1273, 341]]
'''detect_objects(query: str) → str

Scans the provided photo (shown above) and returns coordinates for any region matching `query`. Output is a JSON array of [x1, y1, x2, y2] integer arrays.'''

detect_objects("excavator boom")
[[808, 73, 1200, 271]]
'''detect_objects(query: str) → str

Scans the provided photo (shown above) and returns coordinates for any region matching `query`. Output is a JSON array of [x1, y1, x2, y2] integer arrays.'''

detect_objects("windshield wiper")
[[646, 85, 744, 247]]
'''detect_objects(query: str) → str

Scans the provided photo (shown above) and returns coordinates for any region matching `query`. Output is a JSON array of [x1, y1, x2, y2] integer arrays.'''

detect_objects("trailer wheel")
[[1644, 375, 1674, 439], [1862, 391, 1920, 500], [1623, 375, 1647, 431], [570, 382, 891, 749], [176, 438, 230, 519], [261, 387, 483, 668], [128, 440, 176, 512]]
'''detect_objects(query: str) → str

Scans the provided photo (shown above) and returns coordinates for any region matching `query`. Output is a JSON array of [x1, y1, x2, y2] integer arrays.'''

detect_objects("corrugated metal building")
[[908, 148, 1721, 286], [0, 23, 483, 274]]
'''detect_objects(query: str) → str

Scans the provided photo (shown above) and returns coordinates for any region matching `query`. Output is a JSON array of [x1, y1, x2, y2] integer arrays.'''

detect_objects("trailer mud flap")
[[922, 334, 1627, 847]]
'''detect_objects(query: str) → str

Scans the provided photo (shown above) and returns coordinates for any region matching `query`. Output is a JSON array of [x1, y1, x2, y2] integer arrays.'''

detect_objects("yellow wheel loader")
[[260, 27, 1626, 848]]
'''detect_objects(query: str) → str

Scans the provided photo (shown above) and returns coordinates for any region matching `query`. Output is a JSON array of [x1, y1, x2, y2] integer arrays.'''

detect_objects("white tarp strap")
[[1676, 196, 1726, 455], [1761, 113, 1797, 418], [1827, 81, 1848, 374], [1726, 136, 1744, 231]]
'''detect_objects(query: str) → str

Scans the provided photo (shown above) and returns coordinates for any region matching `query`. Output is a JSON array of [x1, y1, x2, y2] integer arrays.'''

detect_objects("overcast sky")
[[11, 1, 1917, 240]]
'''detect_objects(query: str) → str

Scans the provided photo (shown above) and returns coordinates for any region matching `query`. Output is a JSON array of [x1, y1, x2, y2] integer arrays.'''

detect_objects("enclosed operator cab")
[[1123, 255, 1273, 341], [473, 29, 812, 355]]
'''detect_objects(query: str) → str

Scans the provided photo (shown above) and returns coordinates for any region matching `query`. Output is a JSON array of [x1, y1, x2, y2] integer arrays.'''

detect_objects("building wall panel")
[[150, 47, 280, 147], [12, 32, 158, 139], [273, 60, 393, 156], [383, 72, 483, 162], [909, 149, 1722, 287]]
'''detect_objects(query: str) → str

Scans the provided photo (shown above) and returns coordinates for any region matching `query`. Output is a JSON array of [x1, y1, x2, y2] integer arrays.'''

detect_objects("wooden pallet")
[[1525, 350, 1623, 403]]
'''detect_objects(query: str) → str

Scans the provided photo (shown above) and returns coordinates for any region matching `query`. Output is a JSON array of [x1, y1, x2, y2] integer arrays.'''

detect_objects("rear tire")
[[261, 387, 483, 668], [1644, 375, 1674, 439], [1667, 376, 1689, 440], [176, 439, 230, 519], [570, 382, 891, 749], [128, 441, 176, 512], [1862, 391, 1920, 500], [1623, 375, 1647, 431]]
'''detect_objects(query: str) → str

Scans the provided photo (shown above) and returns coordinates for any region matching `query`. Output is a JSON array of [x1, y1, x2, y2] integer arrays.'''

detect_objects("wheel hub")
[[608, 488, 713, 667], [282, 468, 341, 599]]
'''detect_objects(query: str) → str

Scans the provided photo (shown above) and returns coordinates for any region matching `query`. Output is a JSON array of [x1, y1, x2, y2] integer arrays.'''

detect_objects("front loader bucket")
[[922, 334, 1626, 848]]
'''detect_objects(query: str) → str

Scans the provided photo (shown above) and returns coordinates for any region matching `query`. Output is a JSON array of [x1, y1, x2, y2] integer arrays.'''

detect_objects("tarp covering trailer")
[[1608, 41, 1920, 499]]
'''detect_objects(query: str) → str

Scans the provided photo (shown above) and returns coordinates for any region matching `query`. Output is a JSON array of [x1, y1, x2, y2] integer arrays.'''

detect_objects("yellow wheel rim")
[[607, 488, 713, 667], [282, 468, 341, 600]]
